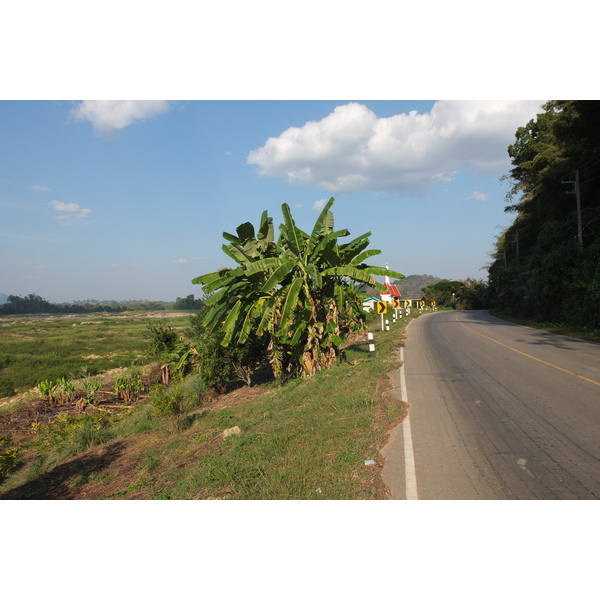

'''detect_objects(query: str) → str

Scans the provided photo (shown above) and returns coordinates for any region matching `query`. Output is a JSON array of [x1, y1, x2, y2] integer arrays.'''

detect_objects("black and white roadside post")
[[368, 332, 375, 356]]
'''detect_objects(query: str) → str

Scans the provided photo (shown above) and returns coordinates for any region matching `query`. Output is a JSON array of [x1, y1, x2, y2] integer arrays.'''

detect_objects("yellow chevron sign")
[[392, 299, 400, 308], [376, 301, 388, 314]]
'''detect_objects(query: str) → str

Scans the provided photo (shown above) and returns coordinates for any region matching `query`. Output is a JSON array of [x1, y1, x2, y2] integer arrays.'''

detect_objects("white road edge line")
[[400, 346, 418, 500]]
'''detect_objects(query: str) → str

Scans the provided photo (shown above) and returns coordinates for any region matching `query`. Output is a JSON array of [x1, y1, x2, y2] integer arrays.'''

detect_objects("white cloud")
[[30, 185, 50, 192], [50, 200, 92, 226], [312, 199, 328, 211], [71, 100, 170, 135], [173, 257, 206, 264], [247, 101, 544, 196], [468, 191, 489, 202]]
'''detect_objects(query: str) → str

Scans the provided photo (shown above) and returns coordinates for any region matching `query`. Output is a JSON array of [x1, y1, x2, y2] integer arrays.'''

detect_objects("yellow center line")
[[454, 314, 600, 388]]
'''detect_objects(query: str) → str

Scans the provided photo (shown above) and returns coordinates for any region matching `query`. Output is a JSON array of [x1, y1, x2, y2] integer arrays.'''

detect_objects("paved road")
[[382, 310, 600, 499]]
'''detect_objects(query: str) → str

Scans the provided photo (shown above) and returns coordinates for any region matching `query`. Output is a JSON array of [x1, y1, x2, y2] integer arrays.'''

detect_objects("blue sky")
[[0, 99, 545, 302]]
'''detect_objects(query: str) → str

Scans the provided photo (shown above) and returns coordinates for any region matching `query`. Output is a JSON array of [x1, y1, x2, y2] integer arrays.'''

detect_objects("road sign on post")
[[377, 301, 387, 330]]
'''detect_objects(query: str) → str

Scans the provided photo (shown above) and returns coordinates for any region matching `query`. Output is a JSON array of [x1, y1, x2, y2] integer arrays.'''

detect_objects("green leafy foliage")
[[38, 379, 58, 402], [193, 198, 404, 377], [0, 435, 22, 484], [173, 294, 203, 310], [422, 279, 487, 309], [114, 375, 143, 404], [145, 321, 179, 358], [31, 413, 112, 454], [489, 101, 600, 329], [185, 310, 269, 388]]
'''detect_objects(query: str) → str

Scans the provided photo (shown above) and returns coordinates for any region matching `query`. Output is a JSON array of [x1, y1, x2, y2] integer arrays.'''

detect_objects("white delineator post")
[[368, 332, 375, 356]]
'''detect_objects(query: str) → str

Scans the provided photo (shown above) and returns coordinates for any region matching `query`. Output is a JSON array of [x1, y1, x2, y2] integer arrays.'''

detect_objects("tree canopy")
[[488, 101, 600, 327], [193, 198, 403, 377]]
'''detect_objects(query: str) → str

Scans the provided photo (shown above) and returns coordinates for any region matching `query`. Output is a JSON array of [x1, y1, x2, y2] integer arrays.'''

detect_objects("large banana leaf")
[[309, 197, 336, 244], [280, 277, 304, 327], [261, 259, 296, 292], [236, 221, 255, 243], [280, 203, 305, 257], [258, 212, 274, 244], [220, 299, 243, 346], [237, 298, 265, 344], [222, 231, 242, 245], [359, 266, 405, 279], [192, 267, 243, 288], [244, 257, 285, 276], [256, 296, 279, 336], [199, 269, 245, 295], [309, 228, 351, 260], [348, 249, 382, 267]]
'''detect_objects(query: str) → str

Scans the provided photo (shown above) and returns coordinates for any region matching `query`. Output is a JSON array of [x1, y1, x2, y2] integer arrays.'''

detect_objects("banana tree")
[[193, 198, 403, 377]]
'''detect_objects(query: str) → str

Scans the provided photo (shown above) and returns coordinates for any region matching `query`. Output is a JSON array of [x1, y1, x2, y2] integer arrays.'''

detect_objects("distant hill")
[[0, 294, 8, 304], [393, 275, 441, 297]]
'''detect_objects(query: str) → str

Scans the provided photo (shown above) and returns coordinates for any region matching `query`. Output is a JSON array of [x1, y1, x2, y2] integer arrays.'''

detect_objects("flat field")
[[0, 312, 192, 399]]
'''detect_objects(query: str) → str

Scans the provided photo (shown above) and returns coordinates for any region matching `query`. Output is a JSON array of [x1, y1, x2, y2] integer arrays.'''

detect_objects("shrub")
[[150, 385, 187, 418], [145, 322, 179, 358], [187, 312, 269, 389], [0, 435, 22, 484]]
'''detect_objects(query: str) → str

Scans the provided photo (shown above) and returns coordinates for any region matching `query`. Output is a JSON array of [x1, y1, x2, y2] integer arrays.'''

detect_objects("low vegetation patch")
[[0, 313, 190, 398], [0, 309, 424, 500]]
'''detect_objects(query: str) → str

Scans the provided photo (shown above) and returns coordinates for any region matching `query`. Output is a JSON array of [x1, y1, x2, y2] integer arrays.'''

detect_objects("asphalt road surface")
[[383, 310, 600, 500]]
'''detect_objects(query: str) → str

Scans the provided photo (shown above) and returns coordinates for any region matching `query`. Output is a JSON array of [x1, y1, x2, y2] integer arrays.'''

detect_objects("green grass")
[[0, 314, 190, 397], [0, 309, 425, 500]]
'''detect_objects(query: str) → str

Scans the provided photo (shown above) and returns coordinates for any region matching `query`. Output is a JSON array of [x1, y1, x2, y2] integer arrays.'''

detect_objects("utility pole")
[[562, 171, 583, 248], [576, 169, 583, 248], [510, 230, 519, 256]]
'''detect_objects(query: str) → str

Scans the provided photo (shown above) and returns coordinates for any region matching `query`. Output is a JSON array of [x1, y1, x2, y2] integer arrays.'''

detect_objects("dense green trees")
[[0, 295, 188, 315], [422, 279, 486, 309], [193, 198, 403, 377], [488, 101, 600, 328], [173, 294, 203, 310]]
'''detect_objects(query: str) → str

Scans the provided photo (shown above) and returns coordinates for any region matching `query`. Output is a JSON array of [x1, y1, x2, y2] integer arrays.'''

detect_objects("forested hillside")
[[488, 101, 600, 329], [393, 275, 441, 297]]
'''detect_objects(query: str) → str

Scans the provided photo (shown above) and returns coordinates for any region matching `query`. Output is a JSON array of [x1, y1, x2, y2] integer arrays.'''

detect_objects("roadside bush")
[[150, 384, 187, 418], [150, 373, 208, 419], [0, 435, 22, 484], [31, 413, 112, 454], [146, 322, 179, 358], [180, 374, 209, 404], [187, 312, 269, 389]]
